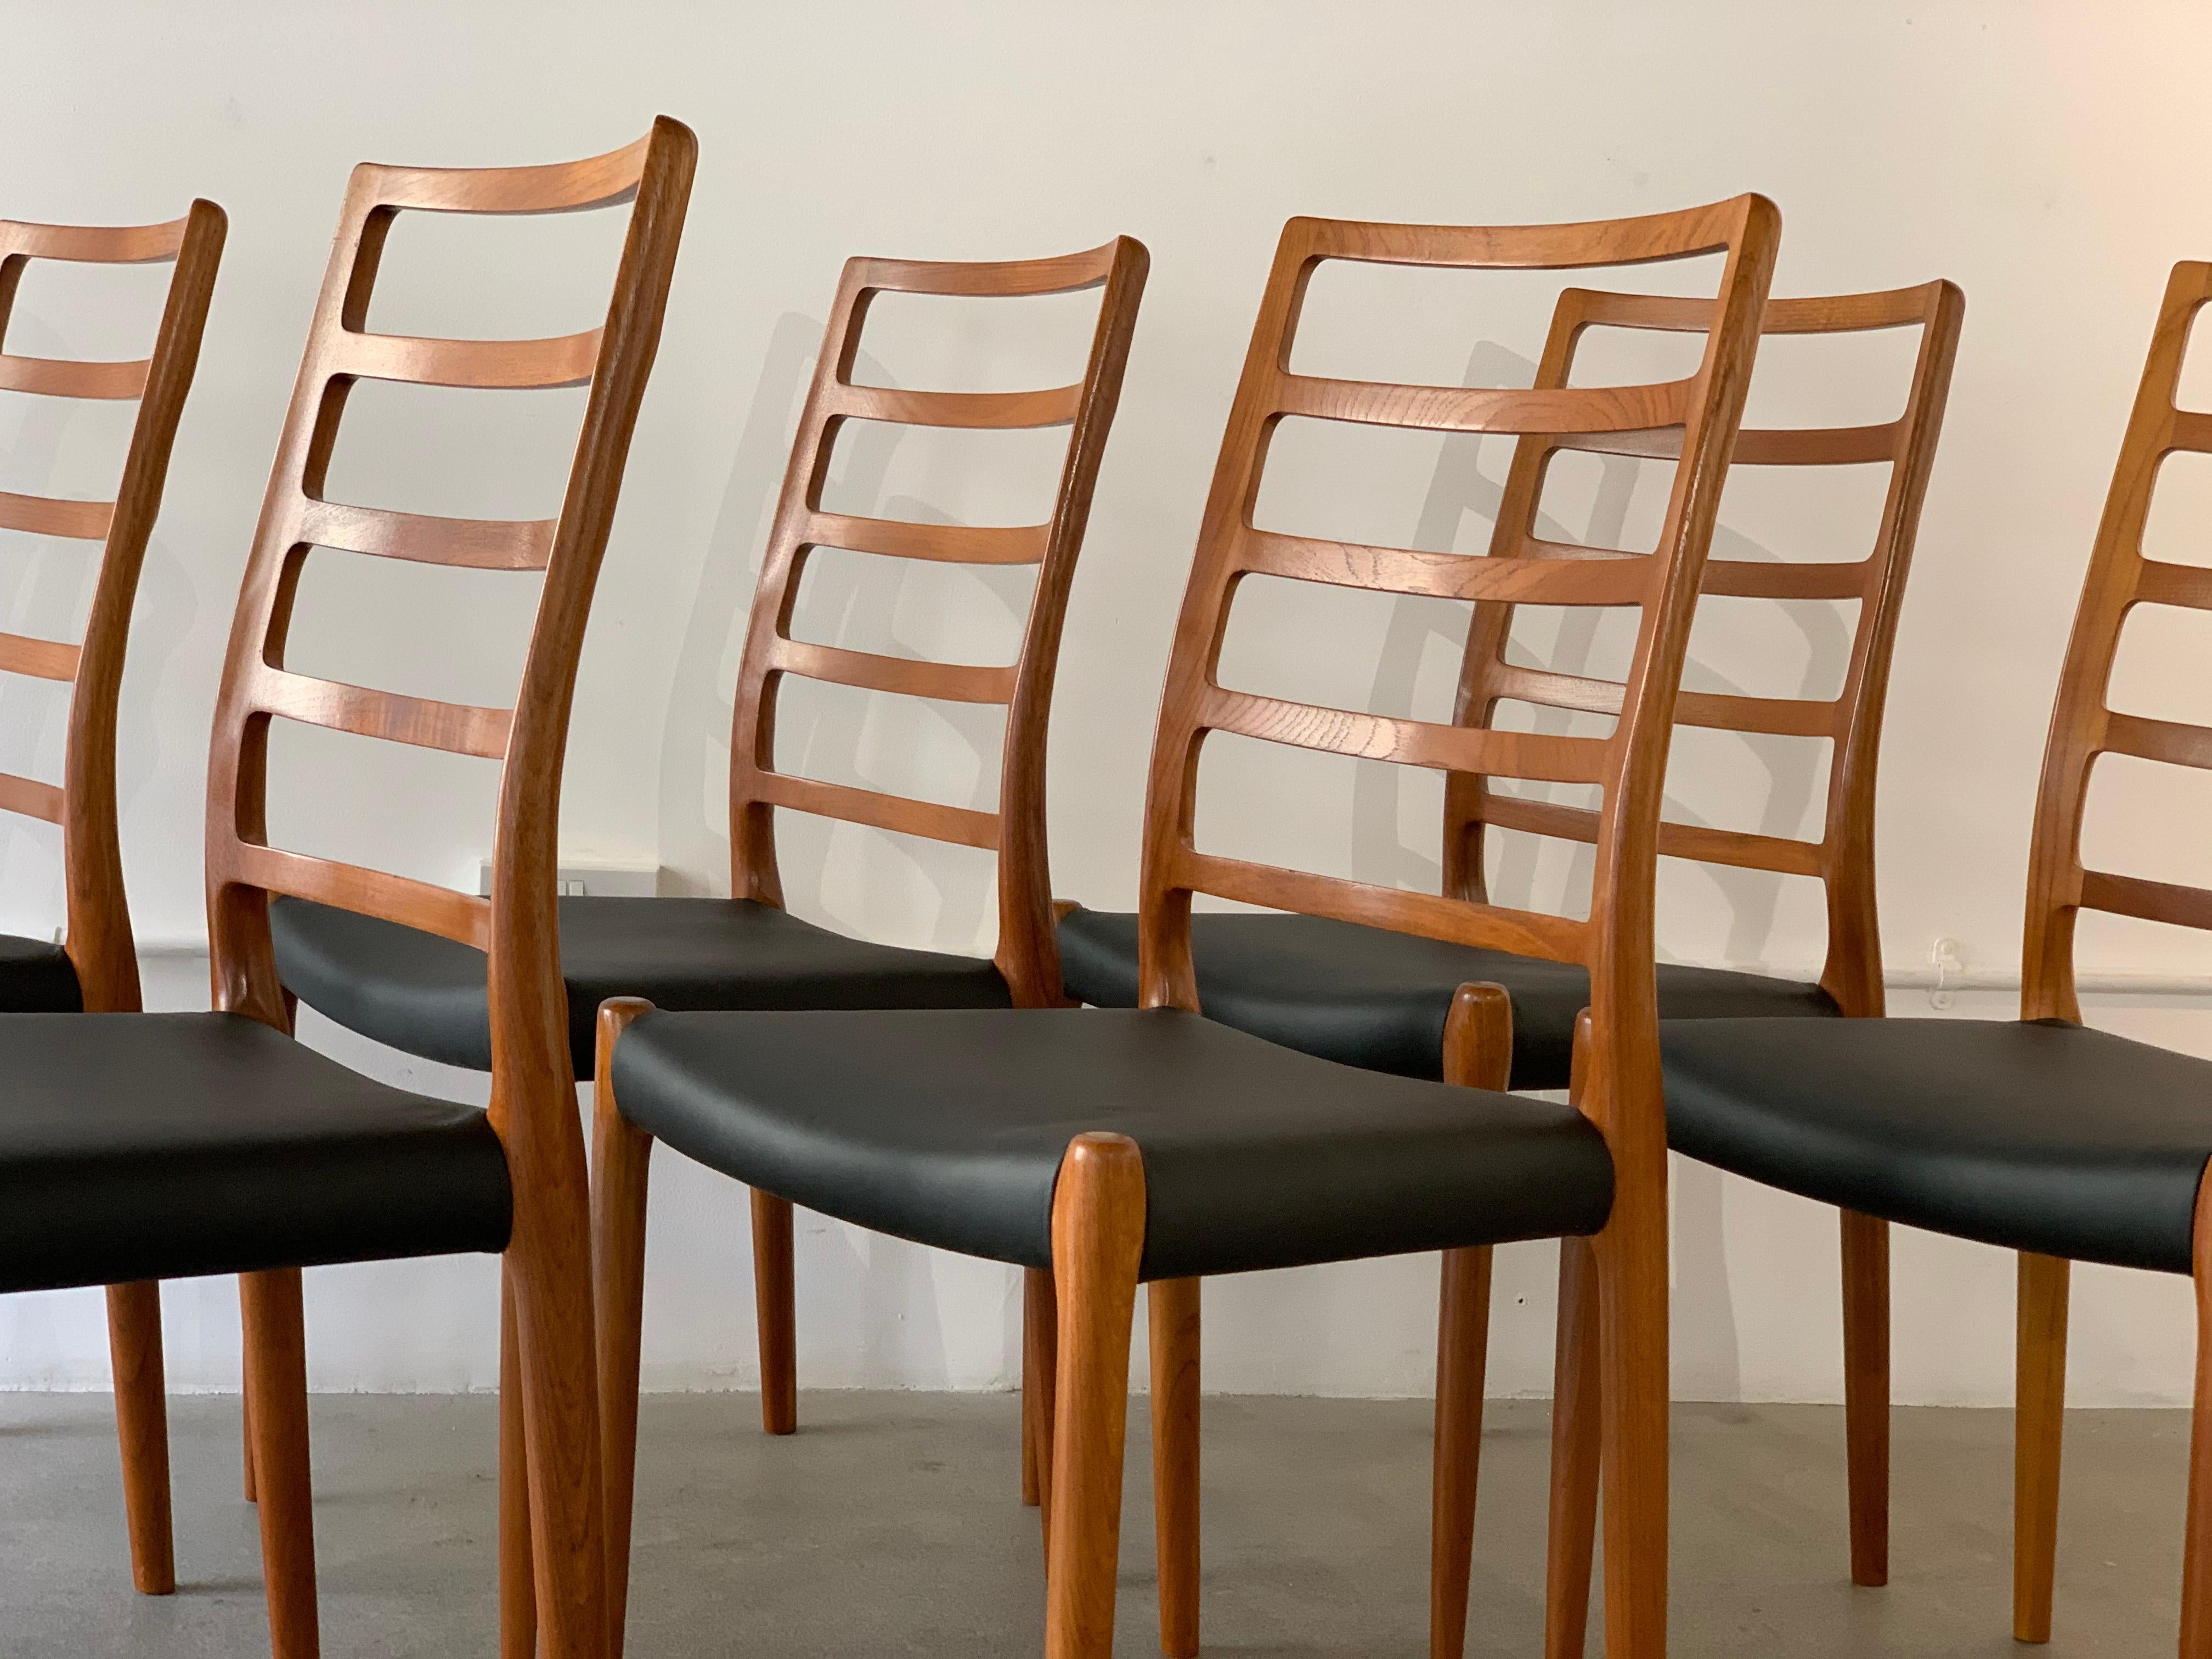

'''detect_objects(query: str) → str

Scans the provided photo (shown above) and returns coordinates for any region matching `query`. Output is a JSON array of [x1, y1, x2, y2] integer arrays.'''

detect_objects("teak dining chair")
[[590, 196, 1780, 1659], [1616, 259, 2212, 1655], [0, 202, 224, 1600], [0, 121, 694, 1659], [266, 239, 1147, 1478], [1065, 276, 1964, 1657]]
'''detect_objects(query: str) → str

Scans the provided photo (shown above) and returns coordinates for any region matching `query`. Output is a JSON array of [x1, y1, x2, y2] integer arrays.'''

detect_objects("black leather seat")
[[1058, 906, 1839, 1091], [0, 932, 82, 1013], [272, 894, 1012, 1074], [1661, 1016, 2212, 1274], [0, 1011, 511, 1295], [611, 1005, 1613, 1282]]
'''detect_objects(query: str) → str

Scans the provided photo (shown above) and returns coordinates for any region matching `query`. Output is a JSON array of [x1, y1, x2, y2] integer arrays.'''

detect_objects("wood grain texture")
[[1544, 1235, 1600, 1659], [750, 1190, 797, 1436], [241, 1267, 317, 1659], [1841, 1209, 1891, 1588], [499, 1273, 537, 1659], [728, 237, 1148, 1011], [2182, 1174, 2212, 1656], [195, 121, 696, 1659], [1022, 1266, 1058, 1516], [1148, 1276, 1201, 1659], [590, 997, 656, 1654], [104, 1281, 174, 1595], [1044, 1134, 1146, 1659]]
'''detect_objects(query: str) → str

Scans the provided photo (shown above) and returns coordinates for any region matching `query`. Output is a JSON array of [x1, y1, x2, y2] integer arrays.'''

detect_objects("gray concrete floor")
[[0, 1390, 2191, 1656]]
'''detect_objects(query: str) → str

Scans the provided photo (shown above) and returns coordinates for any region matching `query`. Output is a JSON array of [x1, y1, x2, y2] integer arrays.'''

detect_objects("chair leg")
[[1593, 1190, 1667, 1658], [751, 1189, 797, 1435], [2181, 1224, 2212, 1657], [1149, 1276, 1201, 1659], [500, 1272, 539, 1659], [1839, 1209, 1891, 1589], [2016, 1250, 2070, 1644], [1544, 1235, 1600, 1659], [1045, 1134, 1146, 1659], [593, 1070, 655, 1657], [105, 1279, 176, 1595], [240, 1267, 318, 1659], [1025, 1267, 1059, 1529], [1432, 1245, 1493, 1659], [243, 1355, 258, 1502]]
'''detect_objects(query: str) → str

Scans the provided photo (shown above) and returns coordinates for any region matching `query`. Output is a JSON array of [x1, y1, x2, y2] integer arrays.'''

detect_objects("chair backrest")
[[727, 239, 1148, 1003], [2023, 260, 2212, 1022], [0, 205, 225, 1012], [204, 121, 696, 1127], [1136, 200, 1779, 1138], [1445, 280, 1963, 1017]]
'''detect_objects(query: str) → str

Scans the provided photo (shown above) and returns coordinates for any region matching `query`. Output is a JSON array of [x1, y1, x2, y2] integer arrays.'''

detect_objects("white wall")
[[1, 0, 2210, 1403]]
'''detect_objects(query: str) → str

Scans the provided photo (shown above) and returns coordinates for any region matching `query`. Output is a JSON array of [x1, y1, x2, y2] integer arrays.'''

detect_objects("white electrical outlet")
[[476, 860, 665, 899], [1929, 936, 1965, 1011]]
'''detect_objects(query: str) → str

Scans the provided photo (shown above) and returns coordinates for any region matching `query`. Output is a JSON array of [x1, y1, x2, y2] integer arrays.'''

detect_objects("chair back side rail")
[[726, 238, 1148, 1006], [1131, 200, 1780, 1171], [1444, 278, 1963, 1020], [2023, 260, 2212, 1023], [0, 207, 226, 1012]]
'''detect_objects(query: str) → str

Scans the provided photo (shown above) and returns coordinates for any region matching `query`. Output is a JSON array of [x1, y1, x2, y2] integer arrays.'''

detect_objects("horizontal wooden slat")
[[232, 843, 490, 949], [1674, 690, 1839, 739], [1237, 529, 1655, 605], [851, 242, 1121, 297], [0, 491, 112, 540], [770, 638, 1014, 704], [827, 381, 1082, 430], [1699, 558, 1871, 601], [0, 355, 148, 399], [255, 668, 513, 760], [1288, 200, 1748, 272], [0, 633, 80, 682], [1179, 848, 1590, 964], [295, 500, 555, 571], [328, 328, 601, 390], [1486, 664, 1628, 718], [1476, 793, 1826, 878], [1273, 373, 1689, 436], [749, 768, 1001, 851], [0, 770, 62, 823], [2102, 711, 2212, 771], [2134, 559, 2212, 612], [358, 133, 650, 215], [801, 511, 1047, 566], [2078, 868, 2212, 933], [2170, 409, 2212, 455], [1566, 421, 1899, 466], [1571, 281, 1945, 337], [2, 216, 189, 264], [1201, 687, 1612, 783]]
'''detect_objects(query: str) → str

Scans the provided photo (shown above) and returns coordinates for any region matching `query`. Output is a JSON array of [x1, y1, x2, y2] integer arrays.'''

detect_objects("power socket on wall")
[[474, 860, 665, 899]]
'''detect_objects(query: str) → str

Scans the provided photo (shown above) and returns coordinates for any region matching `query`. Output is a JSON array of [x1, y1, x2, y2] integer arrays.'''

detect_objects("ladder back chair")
[[0, 121, 693, 1659], [1637, 259, 2212, 1654], [590, 196, 1779, 1659], [0, 201, 224, 1600]]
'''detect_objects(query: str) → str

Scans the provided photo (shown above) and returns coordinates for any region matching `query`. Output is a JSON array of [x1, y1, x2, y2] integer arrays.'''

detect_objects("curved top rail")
[[1285, 194, 1774, 274], [354, 125, 661, 216], [850, 239, 1130, 298], [0, 215, 193, 264]]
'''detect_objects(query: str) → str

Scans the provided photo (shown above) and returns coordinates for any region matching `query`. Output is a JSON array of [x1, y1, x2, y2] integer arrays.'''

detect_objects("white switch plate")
[[475, 860, 666, 899]]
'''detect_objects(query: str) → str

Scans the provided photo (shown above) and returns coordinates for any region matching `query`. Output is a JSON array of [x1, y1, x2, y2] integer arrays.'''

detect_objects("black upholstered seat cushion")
[[272, 895, 1011, 1074], [0, 933, 81, 1013], [0, 1012, 510, 1294], [612, 1006, 1612, 1282], [1058, 906, 1838, 1091], [1661, 1016, 2212, 1274]]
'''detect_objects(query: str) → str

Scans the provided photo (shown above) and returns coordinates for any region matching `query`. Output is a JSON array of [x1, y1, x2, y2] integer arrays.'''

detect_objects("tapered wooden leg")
[[1150, 1276, 1201, 1658], [1839, 1209, 1891, 1589], [1045, 1134, 1146, 1659], [1432, 1246, 1493, 1659], [105, 1280, 176, 1595], [1025, 1267, 1059, 1524], [2015, 1251, 2070, 1644], [1544, 1235, 1601, 1659], [592, 1003, 655, 1659], [243, 1361, 258, 1502], [240, 1268, 318, 1659], [500, 1273, 539, 1659], [1433, 982, 1510, 1659], [751, 1190, 797, 1436], [2180, 1191, 2212, 1657]]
